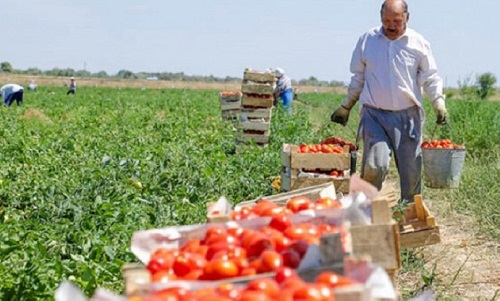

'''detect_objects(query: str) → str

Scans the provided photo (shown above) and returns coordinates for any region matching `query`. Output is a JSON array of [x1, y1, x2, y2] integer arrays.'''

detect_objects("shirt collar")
[[377, 26, 409, 41]]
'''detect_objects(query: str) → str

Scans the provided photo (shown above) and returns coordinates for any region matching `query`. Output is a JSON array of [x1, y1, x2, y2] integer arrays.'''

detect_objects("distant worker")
[[66, 77, 76, 95], [28, 80, 38, 92], [1, 83, 24, 106], [273, 68, 293, 114]]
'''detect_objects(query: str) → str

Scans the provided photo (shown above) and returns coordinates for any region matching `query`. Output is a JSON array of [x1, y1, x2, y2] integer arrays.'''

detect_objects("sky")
[[3, 0, 499, 87]]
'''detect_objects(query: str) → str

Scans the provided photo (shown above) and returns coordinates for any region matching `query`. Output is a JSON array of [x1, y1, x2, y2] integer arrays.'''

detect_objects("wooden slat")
[[241, 83, 275, 95], [372, 199, 392, 224], [243, 69, 276, 83], [400, 226, 441, 249], [414, 194, 425, 221], [241, 95, 274, 108], [239, 120, 271, 132], [350, 222, 401, 270], [220, 101, 241, 111], [237, 132, 270, 144]]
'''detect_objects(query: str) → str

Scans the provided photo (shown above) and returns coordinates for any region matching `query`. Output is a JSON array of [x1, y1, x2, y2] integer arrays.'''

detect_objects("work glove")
[[330, 97, 356, 126], [432, 97, 448, 125]]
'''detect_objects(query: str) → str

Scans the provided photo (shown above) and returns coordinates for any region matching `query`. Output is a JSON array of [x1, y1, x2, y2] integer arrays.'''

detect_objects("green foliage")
[[1, 61, 14, 73], [457, 72, 497, 100], [476, 72, 497, 100], [0, 86, 497, 300]]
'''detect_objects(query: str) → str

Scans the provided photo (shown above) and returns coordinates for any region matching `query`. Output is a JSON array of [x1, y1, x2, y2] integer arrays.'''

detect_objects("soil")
[[386, 176, 499, 301]]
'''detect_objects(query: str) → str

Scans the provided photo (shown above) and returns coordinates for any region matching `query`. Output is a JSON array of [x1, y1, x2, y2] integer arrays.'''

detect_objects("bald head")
[[380, 0, 408, 16], [380, 0, 409, 40]]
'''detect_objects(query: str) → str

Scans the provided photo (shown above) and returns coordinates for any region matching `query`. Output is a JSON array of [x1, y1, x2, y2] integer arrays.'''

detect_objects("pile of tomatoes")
[[320, 137, 357, 152], [230, 196, 341, 221], [132, 267, 357, 301], [421, 139, 465, 149], [146, 211, 346, 282], [298, 143, 344, 154], [220, 91, 242, 97]]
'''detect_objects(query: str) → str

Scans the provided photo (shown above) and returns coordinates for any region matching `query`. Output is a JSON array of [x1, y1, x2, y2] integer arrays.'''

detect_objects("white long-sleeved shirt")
[[345, 26, 444, 111], [275, 75, 292, 95], [1, 84, 24, 99]]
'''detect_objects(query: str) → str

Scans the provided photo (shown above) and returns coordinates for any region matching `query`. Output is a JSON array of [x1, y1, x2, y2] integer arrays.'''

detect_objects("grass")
[[0, 86, 497, 300]]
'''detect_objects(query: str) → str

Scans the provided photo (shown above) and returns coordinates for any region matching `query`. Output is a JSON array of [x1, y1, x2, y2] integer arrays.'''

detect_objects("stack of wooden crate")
[[237, 68, 276, 146], [219, 91, 242, 122]]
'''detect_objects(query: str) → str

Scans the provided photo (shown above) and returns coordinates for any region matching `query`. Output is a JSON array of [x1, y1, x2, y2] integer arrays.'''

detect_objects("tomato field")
[[0, 85, 498, 300]]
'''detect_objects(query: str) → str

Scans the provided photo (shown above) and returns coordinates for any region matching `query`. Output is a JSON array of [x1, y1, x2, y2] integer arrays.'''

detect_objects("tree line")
[[0, 61, 345, 88]]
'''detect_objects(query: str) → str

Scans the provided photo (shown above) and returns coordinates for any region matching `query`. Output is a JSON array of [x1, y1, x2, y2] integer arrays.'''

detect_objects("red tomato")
[[147, 248, 176, 275], [315, 271, 356, 287], [246, 278, 280, 298], [269, 233, 291, 253], [172, 253, 207, 277], [251, 200, 278, 216], [244, 234, 273, 258], [315, 197, 341, 208], [215, 283, 242, 300], [259, 250, 283, 273], [274, 267, 299, 284], [293, 285, 323, 301], [206, 241, 231, 260], [287, 240, 309, 259], [239, 291, 272, 301], [286, 196, 312, 213], [269, 214, 292, 232], [281, 249, 301, 269], [203, 258, 239, 280]]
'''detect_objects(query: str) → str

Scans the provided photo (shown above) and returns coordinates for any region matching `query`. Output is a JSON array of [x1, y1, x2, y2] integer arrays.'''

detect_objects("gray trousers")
[[359, 105, 423, 202]]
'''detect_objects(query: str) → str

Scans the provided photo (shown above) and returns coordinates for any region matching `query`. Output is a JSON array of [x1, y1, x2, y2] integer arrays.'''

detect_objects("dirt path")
[[398, 197, 500, 300]]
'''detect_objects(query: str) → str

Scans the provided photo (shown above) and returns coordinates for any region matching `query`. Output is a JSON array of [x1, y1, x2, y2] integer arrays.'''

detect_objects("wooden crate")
[[237, 131, 270, 144], [241, 94, 274, 108], [219, 92, 242, 110], [221, 109, 240, 122], [241, 82, 275, 95], [239, 120, 271, 132], [240, 107, 272, 121], [395, 195, 441, 248], [281, 168, 350, 194], [281, 144, 352, 171], [243, 69, 277, 83]]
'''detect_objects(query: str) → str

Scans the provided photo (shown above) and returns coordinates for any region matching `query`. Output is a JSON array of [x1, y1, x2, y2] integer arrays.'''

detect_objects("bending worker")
[[1, 83, 24, 106], [273, 68, 293, 114], [330, 0, 448, 203]]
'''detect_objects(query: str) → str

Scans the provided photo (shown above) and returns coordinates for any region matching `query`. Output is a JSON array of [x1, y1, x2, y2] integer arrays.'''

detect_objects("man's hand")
[[330, 105, 351, 126], [433, 97, 448, 125], [436, 107, 448, 125]]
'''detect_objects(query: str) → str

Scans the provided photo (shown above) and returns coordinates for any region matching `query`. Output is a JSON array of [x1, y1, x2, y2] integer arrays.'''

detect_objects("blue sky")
[[3, 0, 499, 87]]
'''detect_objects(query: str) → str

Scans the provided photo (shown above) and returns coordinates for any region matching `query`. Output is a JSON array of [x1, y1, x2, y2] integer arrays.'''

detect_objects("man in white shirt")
[[331, 0, 448, 203], [1, 83, 24, 106]]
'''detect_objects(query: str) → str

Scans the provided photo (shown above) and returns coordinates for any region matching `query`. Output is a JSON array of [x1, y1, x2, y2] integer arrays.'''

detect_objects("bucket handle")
[[430, 122, 464, 145]]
